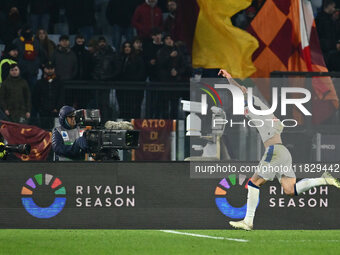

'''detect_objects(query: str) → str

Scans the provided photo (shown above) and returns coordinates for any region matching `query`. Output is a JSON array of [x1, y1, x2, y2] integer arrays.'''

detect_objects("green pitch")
[[0, 229, 339, 255]]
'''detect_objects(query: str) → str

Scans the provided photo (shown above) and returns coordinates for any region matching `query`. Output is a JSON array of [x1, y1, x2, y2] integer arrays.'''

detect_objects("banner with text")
[[132, 119, 175, 161], [0, 162, 339, 229]]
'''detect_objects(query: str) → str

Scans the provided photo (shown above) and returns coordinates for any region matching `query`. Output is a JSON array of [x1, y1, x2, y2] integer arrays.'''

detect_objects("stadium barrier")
[[0, 162, 339, 229], [63, 81, 189, 120]]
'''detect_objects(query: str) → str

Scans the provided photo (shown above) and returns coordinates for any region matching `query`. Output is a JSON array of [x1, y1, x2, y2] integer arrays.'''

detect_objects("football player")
[[218, 69, 340, 230]]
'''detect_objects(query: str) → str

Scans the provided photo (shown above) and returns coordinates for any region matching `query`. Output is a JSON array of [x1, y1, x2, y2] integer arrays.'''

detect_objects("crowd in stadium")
[[0, 0, 340, 129], [0, 0, 195, 127]]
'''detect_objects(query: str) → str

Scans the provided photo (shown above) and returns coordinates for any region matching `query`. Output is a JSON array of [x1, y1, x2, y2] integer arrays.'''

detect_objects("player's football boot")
[[322, 172, 340, 188], [229, 220, 253, 231]]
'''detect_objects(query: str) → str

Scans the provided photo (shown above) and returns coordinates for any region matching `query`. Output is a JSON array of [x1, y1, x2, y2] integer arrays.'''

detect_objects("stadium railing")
[[61, 76, 340, 162], [62, 80, 190, 120]]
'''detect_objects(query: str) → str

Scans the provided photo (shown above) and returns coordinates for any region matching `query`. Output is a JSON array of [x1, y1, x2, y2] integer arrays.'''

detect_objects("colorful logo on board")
[[21, 174, 66, 218], [215, 174, 259, 219], [200, 83, 223, 107]]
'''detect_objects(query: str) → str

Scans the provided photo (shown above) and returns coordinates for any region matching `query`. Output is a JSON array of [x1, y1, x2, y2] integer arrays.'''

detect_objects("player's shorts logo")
[[21, 174, 66, 219], [215, 174, 259, 219]]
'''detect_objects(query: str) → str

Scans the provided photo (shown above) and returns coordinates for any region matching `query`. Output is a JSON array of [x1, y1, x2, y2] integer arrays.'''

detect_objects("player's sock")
[[244, 180, 259, 226], [294, 178, 327, 195]]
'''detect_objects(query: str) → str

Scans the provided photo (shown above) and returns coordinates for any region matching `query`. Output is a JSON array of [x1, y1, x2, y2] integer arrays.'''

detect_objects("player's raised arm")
[[218, 69, 247, 94], [252, 95, 270, 111]]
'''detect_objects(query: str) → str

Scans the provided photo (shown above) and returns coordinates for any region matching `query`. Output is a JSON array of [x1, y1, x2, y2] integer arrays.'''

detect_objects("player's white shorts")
[[257, 144, 295, 182]]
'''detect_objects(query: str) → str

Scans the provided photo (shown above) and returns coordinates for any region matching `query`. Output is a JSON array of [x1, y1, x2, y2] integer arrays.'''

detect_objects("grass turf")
[[0, 230, 339, 255]]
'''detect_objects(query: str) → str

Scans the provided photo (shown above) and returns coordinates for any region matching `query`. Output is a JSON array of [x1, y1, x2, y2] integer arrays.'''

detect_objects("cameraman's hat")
[[59, 106, 75, 118], [66, 111, 76, 117]]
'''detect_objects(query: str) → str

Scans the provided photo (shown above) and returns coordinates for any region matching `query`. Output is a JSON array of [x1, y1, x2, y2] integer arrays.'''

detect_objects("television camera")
[[74, 109, 140, 160], [181, 100, 230, 161], [0, 142, 31, 160]]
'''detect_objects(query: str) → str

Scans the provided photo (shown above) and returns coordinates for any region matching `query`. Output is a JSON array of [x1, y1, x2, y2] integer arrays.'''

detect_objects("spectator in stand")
[[132, 0, 163, 40], [119, 42, 145, 81], [98, 36, 116, 52], [72, 34, 92, 80], [0, 64, 31, 123], [116, 41, 146, 118], [33, 61, 63, 129], [157, 34, 186, 82], [29, 0, 51, 32], [0, 44, 18, 84], [164, 0, 180, 41], [143, 27, 163, 81], [316, 0, 337, 56], [91, 36, 120, 81], [0, 6, 23, 45], [13, 24, 45, 92], [52, 35, 78, 81], [87, 39, 98, 55], [132, 36, 144, 57], [156, 34, 186, 118], [327, 39, 340, 71], [143, 28, 162, 118], [106, 0, 140, 51], [90, 36, 121, 121], [174, 40, 191, 81], [36, 29, 56, 60], [65, 0, 96, 42], [71, 34, 92, 108]]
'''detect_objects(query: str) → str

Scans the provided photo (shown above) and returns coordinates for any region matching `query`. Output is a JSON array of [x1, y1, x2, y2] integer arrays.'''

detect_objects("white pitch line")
[[276, 240, 340, 242], [160, 230, 248, 243]]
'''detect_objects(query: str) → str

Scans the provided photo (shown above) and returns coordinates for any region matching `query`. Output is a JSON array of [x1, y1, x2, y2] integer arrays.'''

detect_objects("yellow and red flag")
[[248, 0, 338, 124], [192, 0, 258, 78]]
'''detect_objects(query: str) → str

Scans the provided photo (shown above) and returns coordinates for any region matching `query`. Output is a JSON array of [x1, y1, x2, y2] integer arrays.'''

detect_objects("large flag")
[[0, 121, 52, 161], [192, 0, 258, 78], [248, 0, 339, 124]]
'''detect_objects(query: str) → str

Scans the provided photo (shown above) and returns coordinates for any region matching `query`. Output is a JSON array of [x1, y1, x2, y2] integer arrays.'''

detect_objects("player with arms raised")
[[218, 69, 340, 231]]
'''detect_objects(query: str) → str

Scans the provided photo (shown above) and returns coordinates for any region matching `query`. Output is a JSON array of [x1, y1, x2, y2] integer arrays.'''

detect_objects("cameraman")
[[52, 106, 88, 161]]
